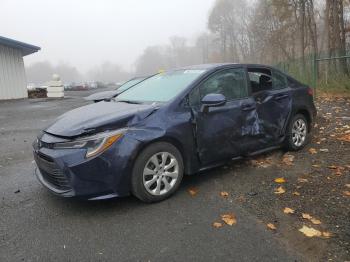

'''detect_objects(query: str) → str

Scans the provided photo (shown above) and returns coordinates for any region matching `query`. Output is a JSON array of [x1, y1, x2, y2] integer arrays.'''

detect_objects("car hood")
[[44, 101, 158, 137], [85, 90, 121, 101]]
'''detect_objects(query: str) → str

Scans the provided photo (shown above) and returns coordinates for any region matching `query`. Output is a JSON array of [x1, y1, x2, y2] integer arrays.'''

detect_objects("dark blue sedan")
[[33, 64, 316, 202]]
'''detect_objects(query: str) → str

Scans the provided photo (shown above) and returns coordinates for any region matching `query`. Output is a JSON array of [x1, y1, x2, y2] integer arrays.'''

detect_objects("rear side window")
[[199, 68, 248, 101], [248, 68, 272, 93], [272, 70, 288, 90]]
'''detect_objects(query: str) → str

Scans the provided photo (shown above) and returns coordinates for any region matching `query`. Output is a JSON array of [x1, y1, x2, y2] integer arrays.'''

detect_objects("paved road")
[[0, 91, 302, 261]]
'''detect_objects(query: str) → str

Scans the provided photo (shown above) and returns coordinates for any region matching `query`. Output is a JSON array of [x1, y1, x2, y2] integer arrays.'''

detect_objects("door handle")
[[241, 104, 256, 111], [274, 94, 289, 100]]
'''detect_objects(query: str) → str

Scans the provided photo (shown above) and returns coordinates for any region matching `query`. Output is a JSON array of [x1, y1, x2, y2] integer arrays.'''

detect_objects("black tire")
[[284, 114, 309, 151], [131, 142, 184, 203]]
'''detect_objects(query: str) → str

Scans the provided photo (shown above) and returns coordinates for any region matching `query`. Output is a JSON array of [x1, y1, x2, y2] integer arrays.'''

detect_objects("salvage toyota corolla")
[[33, 63, 316, 202]]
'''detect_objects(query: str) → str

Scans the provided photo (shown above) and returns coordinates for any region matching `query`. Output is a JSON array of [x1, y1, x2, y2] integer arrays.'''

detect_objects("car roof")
[[175, 63, 274, 71]]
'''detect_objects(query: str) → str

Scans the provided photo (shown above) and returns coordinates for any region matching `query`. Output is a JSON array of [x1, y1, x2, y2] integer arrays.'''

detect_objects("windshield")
[[117, 70, 206, 103], [118, 78, 146, 92]]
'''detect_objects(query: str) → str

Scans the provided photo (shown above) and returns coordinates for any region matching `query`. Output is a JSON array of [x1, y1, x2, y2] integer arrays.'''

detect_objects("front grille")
[[34, 152, 71, 191]]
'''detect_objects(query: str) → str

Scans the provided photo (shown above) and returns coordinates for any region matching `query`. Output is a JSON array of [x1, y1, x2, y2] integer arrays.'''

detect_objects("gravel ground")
[[217, 95, 350, 261], [0, 91, 349, 261]]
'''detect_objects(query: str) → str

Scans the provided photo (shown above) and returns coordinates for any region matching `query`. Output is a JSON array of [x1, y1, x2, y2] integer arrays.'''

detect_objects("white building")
[[0, 36, 40, 100]]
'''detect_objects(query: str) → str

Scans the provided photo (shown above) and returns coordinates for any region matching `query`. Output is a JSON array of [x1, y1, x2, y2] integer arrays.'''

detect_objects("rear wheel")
[[131, 142, 184, 203], [285, 114, 309, 151]]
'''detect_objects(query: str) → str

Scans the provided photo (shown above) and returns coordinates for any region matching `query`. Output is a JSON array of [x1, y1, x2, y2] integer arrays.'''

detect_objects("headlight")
[[53, 129, 126, 158]]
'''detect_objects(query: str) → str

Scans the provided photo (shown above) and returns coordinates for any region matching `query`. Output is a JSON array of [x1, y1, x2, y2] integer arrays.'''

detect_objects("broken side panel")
[[192, 97, 263, 165]]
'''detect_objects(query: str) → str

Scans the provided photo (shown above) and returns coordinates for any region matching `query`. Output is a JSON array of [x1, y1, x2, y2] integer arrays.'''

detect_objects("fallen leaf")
[[274, 177, 286, 183], [345, 184, 350, 189], [188, 187, 198, 196], [220, 191, 229, 197], [299, 225, 322, 237], [312, 164, 321, 168], [308, 148, 317, 154], [282, 154, 294, 166], [293, 191, 301, 196], [338, 133, 350, 142], [319, 148, 329, 152], [274, 186, 286, 194], [311, 218, 322, 225], [250, 157, 273, 168], [267, 223, 277, 230], [328, 165, 338, 169], [298, 178, 308, 183], [302, 213, 313, 220], [322, 231, 333, 238], [221, 213, 237, 226], [212, 222, 223, 228], [334, 168, 343, 176], [283, 207, 295, 214], [343, 191, 350, 197]]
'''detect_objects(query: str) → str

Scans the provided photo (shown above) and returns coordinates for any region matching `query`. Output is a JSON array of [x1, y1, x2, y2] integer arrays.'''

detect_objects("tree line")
[[135, 0, 350, 80], [27, 0, 350, 84]]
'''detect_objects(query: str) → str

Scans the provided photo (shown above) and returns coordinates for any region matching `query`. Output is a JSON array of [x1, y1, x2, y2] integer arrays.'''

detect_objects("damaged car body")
[[33, 63, 316, 202]]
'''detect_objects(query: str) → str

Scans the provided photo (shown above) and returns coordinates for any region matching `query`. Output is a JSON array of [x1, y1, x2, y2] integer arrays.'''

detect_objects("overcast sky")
[[1, 0, 215, 72]]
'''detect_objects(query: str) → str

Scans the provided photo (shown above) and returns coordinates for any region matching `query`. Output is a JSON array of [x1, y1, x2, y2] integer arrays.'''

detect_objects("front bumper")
[[33, 134, 142, 200]]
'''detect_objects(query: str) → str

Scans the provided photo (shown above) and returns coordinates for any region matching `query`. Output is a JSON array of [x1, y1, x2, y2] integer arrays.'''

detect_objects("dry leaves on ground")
[[274, 177, 286, 183], [274, 186, 286, 194], [302, 213, 322, 225], [298, 178, 308, 183], [283, 207, 295, 214], [302, 213, 313, 220], [188, 187, 198, 196], [267, 223, 277, 230], [311, 218, 322, 225], [328, 165, 345, 176], [220, 191, 229, 197], [221, 213, 237, 226], [250, 157, 273, 168], [321, 231, 333, 238], [338, 133, 350, 142], [308, 148, 317, 154], [299, 225, 322, 237], [282, 154, 294, 166], [328, 165, 337, 169], [212, 222, 223, 228], [343, 191, 350, 197], [293, 191, 301, 196], [299, 226, 332, 239]]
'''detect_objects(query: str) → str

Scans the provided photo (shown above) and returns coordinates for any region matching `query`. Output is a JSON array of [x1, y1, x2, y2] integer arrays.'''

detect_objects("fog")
[[1, 0, 214, 82], [1, 0, 335, 87]]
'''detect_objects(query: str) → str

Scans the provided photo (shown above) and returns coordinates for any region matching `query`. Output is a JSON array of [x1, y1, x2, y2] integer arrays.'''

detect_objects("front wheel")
[[131, 142, 184, 203], [285, 114, 309, 151]]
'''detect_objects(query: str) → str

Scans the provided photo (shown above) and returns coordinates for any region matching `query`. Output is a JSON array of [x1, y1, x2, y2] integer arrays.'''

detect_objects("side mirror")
[[201, 93, 226, 113]]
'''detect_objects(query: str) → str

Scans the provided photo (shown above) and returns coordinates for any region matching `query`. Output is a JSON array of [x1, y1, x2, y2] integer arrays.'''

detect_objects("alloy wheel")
[[292, 118, 307, 147], [142, 152, 179, 196]]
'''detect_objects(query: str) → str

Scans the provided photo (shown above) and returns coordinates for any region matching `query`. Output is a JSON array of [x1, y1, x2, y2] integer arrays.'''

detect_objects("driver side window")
[[189, 68, 248, 106]]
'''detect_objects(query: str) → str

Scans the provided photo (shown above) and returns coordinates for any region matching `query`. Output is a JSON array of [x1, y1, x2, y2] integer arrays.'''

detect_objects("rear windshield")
[[117, 70, 206, 103]]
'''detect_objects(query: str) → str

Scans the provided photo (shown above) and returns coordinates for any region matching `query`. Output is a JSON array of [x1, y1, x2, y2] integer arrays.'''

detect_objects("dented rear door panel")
[[252, 88, 292, 148]]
